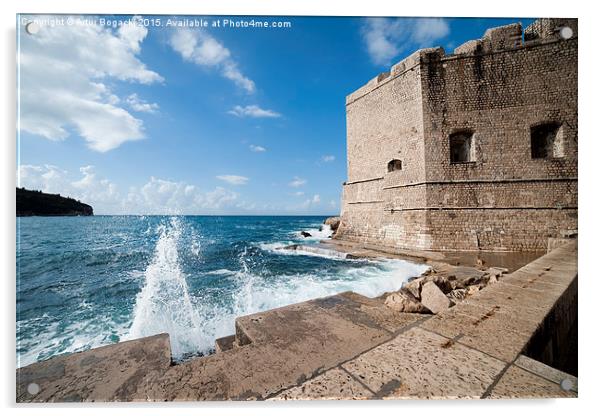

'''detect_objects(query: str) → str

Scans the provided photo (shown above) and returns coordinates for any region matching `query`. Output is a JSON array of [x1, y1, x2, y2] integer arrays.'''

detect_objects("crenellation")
[[453, 39, 481, 55], [481, 22, 523, 52], [524, 18, 578, 42]]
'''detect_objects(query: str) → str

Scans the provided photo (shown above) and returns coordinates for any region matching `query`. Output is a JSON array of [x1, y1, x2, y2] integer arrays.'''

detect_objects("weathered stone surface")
[[403, 277, 423, 298], [488, 365, 576, 399], [16, 334, 172, 402], [384, 289, 431, 314], [445, 267, 488, 289], [270, 367, 372, 400], [300, 231, 312, 238], [236, 293, 391, 347], [423, 275, 454, 293], [420, 281, 451, 314], [341, 327, 506, 399], [336, 18, 577, 252], [447, 288, 468, 303], [466, 285, 480, 296], [137, 292, 425, 401], [215, 334, 236, 353], [323, 291, 426, 332], [514, 355, 577, 393]]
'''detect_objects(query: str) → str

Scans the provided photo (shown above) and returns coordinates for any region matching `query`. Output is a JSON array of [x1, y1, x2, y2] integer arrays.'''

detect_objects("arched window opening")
[[387, 159, 402, 172]]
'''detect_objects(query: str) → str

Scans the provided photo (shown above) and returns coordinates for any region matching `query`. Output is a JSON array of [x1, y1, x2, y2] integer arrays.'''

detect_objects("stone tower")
[[337, 18, 578, 251]]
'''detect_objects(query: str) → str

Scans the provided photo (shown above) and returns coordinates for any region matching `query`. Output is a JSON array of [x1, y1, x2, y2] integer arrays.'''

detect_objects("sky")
[[17, 15, 534, 215]]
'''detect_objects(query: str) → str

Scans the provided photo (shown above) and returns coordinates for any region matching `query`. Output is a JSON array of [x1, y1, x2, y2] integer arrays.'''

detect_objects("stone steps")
[[17, 291, 428, 402], [17, 242, 577, 402], [214, 334, 236, 353], [133, 291, 426, 400]]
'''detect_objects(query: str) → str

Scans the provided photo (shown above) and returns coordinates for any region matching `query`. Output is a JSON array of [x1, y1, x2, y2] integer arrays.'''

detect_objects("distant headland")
[[16, 187, 93, 217]]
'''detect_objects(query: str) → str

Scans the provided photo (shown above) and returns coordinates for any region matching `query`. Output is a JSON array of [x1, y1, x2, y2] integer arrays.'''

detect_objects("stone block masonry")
[[337, 18, 578, 251]]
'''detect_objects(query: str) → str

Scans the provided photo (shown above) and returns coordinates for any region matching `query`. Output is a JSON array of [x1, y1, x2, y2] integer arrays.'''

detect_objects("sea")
[[16, 215, 428, 368]]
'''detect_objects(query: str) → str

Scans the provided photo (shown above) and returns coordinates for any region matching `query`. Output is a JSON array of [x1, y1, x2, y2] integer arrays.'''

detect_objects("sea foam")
[[127, 217, 206, 358], [127, 217, 428, 360]]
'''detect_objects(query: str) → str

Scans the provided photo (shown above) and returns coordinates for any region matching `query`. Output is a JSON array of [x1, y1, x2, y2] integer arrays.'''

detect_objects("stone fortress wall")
[[337, 18, 578, 251]]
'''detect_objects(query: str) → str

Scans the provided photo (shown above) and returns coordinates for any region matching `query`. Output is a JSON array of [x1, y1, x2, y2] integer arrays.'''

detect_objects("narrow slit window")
[[387, 159, 402, 172], [449, 131, 474, 163], [531, 123, 563, 159]]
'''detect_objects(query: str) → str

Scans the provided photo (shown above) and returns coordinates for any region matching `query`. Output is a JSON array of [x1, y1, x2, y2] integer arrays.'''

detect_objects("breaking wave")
[[127, 217, 205, 358], [17, 215, 429, 366]]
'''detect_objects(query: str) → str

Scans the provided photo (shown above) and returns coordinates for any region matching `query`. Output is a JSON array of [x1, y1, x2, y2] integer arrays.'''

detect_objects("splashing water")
[[127, 217, 204, 358], [17, 215, 430, 366]]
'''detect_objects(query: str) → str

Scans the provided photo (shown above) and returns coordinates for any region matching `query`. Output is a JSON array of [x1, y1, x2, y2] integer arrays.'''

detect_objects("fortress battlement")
[[338, 18, 578, 252], [346, 18, 577, 107]]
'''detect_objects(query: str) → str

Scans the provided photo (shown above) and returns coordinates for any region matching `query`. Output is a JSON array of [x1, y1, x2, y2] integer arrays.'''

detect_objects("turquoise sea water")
[[16, 215, 427, 367]]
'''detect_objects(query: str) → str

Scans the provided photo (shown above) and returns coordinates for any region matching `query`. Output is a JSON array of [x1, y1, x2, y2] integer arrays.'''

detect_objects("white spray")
[[128, 217, 203, 358]]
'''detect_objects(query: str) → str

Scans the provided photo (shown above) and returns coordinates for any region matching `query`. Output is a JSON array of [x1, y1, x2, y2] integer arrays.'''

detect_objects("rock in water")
[[420, 281, 451, 314], [301, 231, 312, 238], [384, 289, 431, 313], [323, 216, 341, 233]]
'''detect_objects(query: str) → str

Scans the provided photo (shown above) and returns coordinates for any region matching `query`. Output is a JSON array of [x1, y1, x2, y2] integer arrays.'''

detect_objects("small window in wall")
[[449, 131, 474, 164], [531, 123, 564, 159], [387, 159, 402, 172]]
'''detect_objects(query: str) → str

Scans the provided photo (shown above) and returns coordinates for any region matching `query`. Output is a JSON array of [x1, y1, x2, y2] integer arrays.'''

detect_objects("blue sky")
[[17, 15, 534, 215]]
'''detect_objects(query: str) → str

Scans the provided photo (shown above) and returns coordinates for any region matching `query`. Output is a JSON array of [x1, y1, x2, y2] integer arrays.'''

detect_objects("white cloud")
[[126, 93, 159, 113], [169, 29, 255, 93], [293, 191, 305, 197], [412, 18, 451, 44], [288, 176, 307, 188], [216, 175, 249, 185], [18, 164, 69, 194], [18, 15, 163, 152], [17, 164, 240, 214], [228, 105, 281, 118], [18, 164, 121, 213], [301, 194, 321, 209], [321, 155, 335, 162], [249, 144, 266, 152], [129, 178, 238, 214], [362, 17, 450, 66]]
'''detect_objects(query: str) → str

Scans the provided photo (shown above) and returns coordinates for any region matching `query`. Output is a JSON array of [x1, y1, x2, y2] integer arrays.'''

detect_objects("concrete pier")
[[16, 241, 577, 402]]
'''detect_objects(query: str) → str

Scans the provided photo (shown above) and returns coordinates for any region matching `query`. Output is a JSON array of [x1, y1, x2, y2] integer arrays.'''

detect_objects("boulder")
[[300, 231, 312, 238], [323, 216, 341, 233], [403, 278, 423, 299], [420, 281, 452, 314], [444, 267, 488, 289], [384, 289, 431, 314], [423, 274, 454, 293]]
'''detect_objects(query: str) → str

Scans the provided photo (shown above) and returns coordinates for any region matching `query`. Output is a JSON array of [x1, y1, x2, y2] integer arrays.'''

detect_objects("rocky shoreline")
[[381, 264, 508, 315], [292, 215, 509, 317]]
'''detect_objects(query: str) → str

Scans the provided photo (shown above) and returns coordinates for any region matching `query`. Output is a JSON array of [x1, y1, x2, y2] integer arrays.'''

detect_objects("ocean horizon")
[[16, 215, 427, 368]]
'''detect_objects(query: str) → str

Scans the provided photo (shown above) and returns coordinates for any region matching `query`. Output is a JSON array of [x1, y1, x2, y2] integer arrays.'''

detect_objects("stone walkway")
[[16, 242, 577, 402], [273, 241, 578, 400]]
